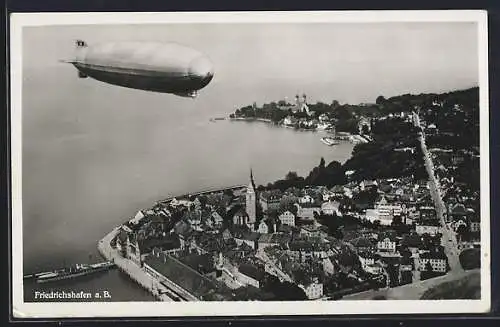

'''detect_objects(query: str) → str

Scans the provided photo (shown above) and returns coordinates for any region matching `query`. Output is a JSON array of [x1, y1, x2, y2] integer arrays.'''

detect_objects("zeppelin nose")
[[189, 56, 214, 81]]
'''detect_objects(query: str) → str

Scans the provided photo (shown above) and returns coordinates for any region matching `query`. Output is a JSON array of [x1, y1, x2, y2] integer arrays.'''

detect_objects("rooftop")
[[144, 253, 220, 300]]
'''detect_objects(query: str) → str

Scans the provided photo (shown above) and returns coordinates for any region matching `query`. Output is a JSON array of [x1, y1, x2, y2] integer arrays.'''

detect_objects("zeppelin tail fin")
[[75, 39, 88, 48]]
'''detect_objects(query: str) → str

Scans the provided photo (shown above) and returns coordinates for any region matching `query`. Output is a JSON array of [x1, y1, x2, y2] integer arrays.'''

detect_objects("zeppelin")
[[62, 40, 214, 98]]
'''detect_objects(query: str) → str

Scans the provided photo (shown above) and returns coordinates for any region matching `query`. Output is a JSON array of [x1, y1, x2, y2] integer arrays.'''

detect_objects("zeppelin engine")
[[64, 40, 214, 98]]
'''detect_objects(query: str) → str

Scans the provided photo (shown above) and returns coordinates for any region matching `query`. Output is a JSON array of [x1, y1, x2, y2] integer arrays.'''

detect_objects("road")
[[97, 227, 175, 302], [413, 112, 462, 272], [342, 268, 477, 300], [255, 249, 293, 283]]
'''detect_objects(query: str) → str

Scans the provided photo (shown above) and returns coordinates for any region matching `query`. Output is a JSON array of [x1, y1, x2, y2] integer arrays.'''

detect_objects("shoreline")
[[96, 184, 249, 301], [229, 117, 325, 133], [97, 227, 174, 302], [96, 113, 466, 301]]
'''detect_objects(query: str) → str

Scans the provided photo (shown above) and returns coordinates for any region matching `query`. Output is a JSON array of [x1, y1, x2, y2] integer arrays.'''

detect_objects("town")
[[229, 93, 373, 144], [101, 87, 481, 301]]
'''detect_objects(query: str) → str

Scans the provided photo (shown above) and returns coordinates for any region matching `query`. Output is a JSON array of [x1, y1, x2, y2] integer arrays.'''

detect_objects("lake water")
[[21, 63, 355, 302]]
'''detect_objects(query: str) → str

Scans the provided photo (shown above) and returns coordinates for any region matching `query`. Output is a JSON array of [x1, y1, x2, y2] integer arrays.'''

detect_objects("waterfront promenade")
[[97, 228, 175, 302], [157, 184, 246, 205]]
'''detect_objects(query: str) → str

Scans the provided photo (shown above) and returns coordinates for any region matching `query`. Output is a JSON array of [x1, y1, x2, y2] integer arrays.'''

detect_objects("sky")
[[22, 22, 479, 105]]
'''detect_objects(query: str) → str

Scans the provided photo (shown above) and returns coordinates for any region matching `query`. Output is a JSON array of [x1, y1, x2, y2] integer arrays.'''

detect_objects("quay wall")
[[97, 228, 175, 302]]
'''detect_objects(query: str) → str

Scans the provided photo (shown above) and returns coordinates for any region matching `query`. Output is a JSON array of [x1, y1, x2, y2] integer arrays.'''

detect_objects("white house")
[[296, 205, 321, 220], [417, 254, 447, 273], [364, 263, 384, 275], [377, 237, 397, 253], [416, 225, 441, 236], [299, 195, 315, 204], [358, 253, 376, 271], [365, 209, 392, 226], [360, 180, 378, 191], [278, 211, 296, 227], [321, 201, 342, 216], [211, 211, 224, 228], [130, 210, 146, 224], [322, 257, 336, 275], [299, 279, 324, 300], [258, 220, 270, 234]]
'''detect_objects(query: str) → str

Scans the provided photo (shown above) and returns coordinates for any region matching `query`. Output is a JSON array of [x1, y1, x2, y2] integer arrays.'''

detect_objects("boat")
[[321, 137, 339, 146], [23, 269, 66, 280], [316, 123, 331, 130], [33, 261, 116, 284]]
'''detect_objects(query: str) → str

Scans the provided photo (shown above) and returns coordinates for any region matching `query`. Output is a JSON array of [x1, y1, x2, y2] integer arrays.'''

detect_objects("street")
[[413, 112, 462, 272]]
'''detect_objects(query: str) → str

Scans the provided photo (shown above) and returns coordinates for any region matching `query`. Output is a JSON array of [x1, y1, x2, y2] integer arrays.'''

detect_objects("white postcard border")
[[10, 10, 490, 318]]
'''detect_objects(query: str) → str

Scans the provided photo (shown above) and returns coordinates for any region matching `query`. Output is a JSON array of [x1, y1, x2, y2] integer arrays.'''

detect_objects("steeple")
[[246, 168, 257, 224], [249, 168, 256, 191]]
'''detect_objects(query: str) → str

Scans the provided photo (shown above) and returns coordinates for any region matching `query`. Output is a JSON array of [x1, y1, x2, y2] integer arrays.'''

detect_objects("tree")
[[319, 157, 326, 169], [456, 224, 469, 242], [286, 171, 299, 181], [376, 95, 386, 105], [421, 261, 434, 280], [459, 248, 480, 270]]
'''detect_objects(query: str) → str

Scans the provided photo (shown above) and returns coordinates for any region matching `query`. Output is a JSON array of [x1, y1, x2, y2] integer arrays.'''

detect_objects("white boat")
[[316, 123, 331, 130], [321, 137, 339, 146]]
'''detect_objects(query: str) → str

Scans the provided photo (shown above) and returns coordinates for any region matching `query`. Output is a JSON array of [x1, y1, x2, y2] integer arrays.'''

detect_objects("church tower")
[[246, 169, 257, 224]]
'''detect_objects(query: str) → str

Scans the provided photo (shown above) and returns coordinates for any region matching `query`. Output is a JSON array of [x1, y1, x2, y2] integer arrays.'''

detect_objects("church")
[[294, 94, 310, 114], [233, 169, 258, 229]]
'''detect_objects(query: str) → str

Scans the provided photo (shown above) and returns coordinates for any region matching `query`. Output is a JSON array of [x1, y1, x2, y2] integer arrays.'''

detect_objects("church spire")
[[249, 168, 256, 191]]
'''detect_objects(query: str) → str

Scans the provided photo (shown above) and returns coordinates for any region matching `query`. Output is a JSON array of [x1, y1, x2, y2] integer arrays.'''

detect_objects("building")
[[426, 123, 438, 135], [278, 210, 296, 227], [449, 203, 468, 222], [233, 207, 251, 227], [358, 117, 371, 134], [375, 195, 405, 216], [283, 115, 298, 126], [377, 234, 397, 253], [299, 194, 315, 205], [417, 252, 448, 273], [358, 252, 377, 271], [246, 169, 257, 225], [470, 220, 481, 233], [322, 257, 336, 275], [296, 204, 321, 220], [258, 234, 291, 249], [365, 209, 392, 226], [299, 279, 324, 300], [234, 232, 260, 250], [257, 219, 276, 234], [237, 264, 266, 288], [211, 211, 224, 228], [300, 225, 327, 238], [401, 233, 423, 256], [259, 191, 282, 212], [360, 180, 378, 191], [321, 201, 342, 216], [294, 93, 310, 114], [350, 237, 375, 252], [416, 224, 441, 236], [364, 263, 384, 275]]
